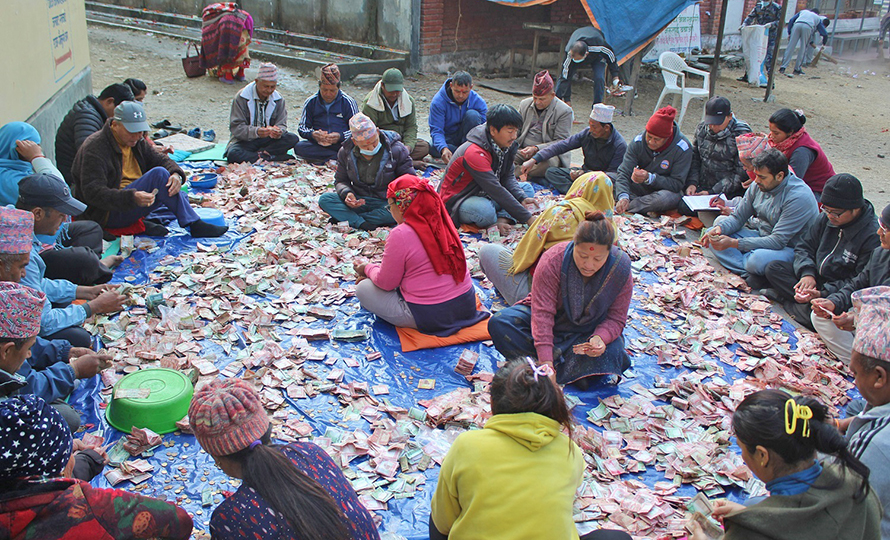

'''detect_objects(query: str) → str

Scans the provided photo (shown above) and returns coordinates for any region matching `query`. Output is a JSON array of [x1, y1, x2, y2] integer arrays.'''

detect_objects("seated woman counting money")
[[488, 211, 632, 388]]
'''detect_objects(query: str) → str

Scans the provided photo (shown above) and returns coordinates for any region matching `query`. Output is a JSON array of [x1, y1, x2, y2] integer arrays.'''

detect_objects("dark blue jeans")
[[430, 109, 485, 157], [489, 304, 629, 385], [105, 167, 200, 229]]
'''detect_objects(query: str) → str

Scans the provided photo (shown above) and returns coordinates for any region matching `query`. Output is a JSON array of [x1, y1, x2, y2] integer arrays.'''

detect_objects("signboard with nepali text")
[[48, 0, 75, 81], [643, 4, 702, 62]]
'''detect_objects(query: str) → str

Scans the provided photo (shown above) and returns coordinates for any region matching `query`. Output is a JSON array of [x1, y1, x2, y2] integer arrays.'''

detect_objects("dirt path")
[[89, 25, 890, 209]]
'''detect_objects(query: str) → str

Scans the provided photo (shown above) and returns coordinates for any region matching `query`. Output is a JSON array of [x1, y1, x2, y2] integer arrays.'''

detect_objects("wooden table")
[[508, 22, 577, 77]]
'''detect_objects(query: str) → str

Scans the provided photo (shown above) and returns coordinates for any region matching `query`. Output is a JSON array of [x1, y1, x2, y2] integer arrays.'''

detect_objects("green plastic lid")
[[106, 368, 194, 434]]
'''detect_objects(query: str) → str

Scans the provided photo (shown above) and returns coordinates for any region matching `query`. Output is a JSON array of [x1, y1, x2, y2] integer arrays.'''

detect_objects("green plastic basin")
[[106, 368, 194, 434]]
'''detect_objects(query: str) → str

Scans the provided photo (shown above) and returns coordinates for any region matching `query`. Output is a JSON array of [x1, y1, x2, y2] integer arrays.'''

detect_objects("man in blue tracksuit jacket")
[[428, 71, 488, 163], [294, 63, 360, 163]]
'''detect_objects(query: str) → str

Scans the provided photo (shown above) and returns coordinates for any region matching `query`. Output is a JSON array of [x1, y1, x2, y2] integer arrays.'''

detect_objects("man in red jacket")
[[438, 104, 536, 229]]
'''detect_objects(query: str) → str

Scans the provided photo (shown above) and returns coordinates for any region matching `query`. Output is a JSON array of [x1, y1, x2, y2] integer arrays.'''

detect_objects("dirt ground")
[[89, 25, 890, 209]]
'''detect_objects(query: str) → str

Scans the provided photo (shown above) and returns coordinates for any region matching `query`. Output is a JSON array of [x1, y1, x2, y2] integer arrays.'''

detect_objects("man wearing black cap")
[[681, 96, 751, 215], [15, 173, 127, 348], [764, 174, 881, 329], [72, 101, 228, 238], [810, 201, 890, 364], [15, 174, 116, 286]]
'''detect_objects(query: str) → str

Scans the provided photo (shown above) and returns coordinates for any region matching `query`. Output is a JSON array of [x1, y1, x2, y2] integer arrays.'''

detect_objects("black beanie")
[[882, 203, 890, 230], [820, 174, 864, 210]]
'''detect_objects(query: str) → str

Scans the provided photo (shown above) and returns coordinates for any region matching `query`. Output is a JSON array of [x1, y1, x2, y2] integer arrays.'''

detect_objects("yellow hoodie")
[[431, 412, 584, 540]]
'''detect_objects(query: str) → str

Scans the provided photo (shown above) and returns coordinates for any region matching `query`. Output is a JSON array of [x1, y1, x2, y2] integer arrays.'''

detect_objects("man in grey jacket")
[[701, 148, 818, 287], [615, 106, 691, 215], [513, 71, 573, 182], [225, 63, 299, 163], [843, 288, 890, 539]]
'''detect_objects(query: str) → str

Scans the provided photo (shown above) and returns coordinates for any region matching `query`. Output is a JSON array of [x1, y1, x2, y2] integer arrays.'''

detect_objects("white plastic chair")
[[653, 51, 710, 129]]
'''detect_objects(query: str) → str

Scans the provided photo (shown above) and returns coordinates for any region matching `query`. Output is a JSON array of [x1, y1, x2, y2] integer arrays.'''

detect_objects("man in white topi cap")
[[520, 103, 627, 194]]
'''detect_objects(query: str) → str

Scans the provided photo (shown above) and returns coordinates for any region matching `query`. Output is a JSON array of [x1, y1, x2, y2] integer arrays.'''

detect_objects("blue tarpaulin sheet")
[[68, 167, 855, 539], [487, 0, 699, 63]]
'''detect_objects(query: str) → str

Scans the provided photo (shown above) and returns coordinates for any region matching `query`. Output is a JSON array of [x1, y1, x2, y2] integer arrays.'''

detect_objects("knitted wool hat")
[[532, 70, 554, 96], [0, 207, 34, 255], [188, 378, 269, 456], [882, 203, 890, 230], [736, 132, 770, 160], [852, 286, 890, 361], [256, 63, 279, 82], [646, 106, 677, 139], [0, 395, 72, 479], [320, 63, 340, 85], [0, 282, 46, 339], [820, 174, 864, 210], [349, 113, 378, 142]]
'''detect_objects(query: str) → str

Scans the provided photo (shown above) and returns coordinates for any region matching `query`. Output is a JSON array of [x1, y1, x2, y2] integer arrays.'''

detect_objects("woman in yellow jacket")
[[429, 358, 631, 540]]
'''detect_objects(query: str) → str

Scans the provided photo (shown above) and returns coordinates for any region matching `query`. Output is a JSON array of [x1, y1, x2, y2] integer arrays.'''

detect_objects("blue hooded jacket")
[[428, 78, 488, 153]]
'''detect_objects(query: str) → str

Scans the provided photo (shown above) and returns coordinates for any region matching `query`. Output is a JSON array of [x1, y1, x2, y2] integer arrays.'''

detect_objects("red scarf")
[[387, 175, 467, 283], [769, 126, 807, 155]]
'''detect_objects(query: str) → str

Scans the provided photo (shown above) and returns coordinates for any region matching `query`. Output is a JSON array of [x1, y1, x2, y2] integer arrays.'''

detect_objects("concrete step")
[[85, 1, 408, 78]]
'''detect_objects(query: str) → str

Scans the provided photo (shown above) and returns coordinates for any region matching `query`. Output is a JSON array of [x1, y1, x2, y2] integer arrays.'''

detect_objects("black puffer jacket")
[[793, 201, 881, 298], [333, 130, 415, 200], [826, 245, 890, 313], [687, 117, 751, 197], [55, 96, 108, 186]]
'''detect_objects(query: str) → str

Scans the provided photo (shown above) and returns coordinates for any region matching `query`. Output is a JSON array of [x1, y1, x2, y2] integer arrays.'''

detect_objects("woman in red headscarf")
[[354, 175, 488, 336]]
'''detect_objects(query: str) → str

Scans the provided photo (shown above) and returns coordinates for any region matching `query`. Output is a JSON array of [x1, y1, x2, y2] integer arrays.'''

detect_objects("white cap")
[[590, 103, 615, 124]]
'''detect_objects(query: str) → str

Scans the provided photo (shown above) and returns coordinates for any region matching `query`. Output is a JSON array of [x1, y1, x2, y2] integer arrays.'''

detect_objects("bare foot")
[[101, 255, 125, 269]]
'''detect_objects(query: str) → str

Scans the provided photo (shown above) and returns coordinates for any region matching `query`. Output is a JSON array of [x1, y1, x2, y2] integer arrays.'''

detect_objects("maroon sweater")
[[524, 242, 633, 364]]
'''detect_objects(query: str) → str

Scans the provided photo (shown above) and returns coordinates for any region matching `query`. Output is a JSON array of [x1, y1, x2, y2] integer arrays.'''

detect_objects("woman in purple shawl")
[[489, 211, 633, 388], [200, 3, 254, 84]]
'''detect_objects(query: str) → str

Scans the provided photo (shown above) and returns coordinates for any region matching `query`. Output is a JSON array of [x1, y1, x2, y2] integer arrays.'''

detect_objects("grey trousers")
[[478, 243, 531, 306], [355, 279, 417, 328], [626, 182, 683, 214], [811, 311, 853, 364], [782, 23, 815, 72]]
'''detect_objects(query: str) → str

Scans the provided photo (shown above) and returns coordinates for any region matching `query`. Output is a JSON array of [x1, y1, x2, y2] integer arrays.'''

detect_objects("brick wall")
[[420, 0, 590, 57]]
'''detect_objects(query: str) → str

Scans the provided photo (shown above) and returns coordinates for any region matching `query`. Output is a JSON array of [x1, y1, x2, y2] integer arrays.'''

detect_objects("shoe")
[[779, 67, 785, 74], [358, 222, 377, 231], [202, 129, 216, 142], [151, 129, 170, 140], [187, 127, 201, 139], [189, 219, 228, 238], [150, 120, 182, 132], [793, 69, 804, 76], [737, 74, 748, 81], [218, 76, 236, 85]]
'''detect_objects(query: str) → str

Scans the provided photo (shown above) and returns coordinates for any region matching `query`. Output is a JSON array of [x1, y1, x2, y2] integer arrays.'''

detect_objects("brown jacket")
[[72, 120, 185, 225]]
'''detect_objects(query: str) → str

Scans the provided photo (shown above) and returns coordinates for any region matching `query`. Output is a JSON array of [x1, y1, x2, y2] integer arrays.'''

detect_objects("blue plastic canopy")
[[489, 0, 700, 63]]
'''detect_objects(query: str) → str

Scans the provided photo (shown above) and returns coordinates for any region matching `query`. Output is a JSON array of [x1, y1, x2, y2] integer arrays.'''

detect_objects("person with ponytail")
[[354, 174, 488, 336], [768, 108, 835, 199], [688, 389, 880, 540], [430, 358, 630, 540], [489, 211, 632, 388], [189, 378, 379, 540]]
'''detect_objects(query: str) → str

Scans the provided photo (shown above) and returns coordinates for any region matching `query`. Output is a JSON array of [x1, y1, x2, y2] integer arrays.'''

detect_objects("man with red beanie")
[[513, 70, 574, 181], [615, 106, 692, 215]]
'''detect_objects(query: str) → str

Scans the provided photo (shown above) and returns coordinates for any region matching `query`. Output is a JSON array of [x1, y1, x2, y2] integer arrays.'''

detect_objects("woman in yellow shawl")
[[479, 171, 614, 305]]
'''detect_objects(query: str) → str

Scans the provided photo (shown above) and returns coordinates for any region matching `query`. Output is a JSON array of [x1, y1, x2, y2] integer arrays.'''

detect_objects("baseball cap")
[[17, 173, 87, 216], [381, 68, 404, 92], [703, 96, 732, 126], [113, 101, 150, 133]]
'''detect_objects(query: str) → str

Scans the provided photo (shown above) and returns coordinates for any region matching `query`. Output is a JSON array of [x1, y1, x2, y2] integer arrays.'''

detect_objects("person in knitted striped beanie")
[[188, 378, 379, 539], [188, 378, 269, 457]]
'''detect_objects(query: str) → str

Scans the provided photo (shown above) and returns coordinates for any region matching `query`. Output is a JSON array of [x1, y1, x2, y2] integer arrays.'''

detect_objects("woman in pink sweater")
[[354, 175, 488, 336], [489, 211, 632, 387]]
